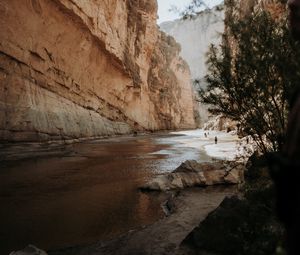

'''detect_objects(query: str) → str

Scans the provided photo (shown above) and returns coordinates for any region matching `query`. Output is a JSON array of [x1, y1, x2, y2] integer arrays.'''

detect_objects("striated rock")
[[9, 245, 47, 255], [0, 0, 196, 142], [147, 32, 196, 130], [141, 160, 245, 191]]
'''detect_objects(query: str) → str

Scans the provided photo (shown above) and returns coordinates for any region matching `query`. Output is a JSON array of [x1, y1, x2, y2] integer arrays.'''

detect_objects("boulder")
[[141, 160, 245, 191], [182, 187, 284, 255], [9, 245, 48, 255]]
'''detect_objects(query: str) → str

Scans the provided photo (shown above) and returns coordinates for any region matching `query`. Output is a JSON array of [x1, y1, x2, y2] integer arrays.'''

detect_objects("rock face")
[[141, 160, 245, 191], [182, 194, 284, 255], [0, 0, 196, 142], [160, 6, 224, 82], [9, 245, 48, 255], [160, 6, 224, 125], [182, 159, 284, 255], [203, 115, 237, 132]]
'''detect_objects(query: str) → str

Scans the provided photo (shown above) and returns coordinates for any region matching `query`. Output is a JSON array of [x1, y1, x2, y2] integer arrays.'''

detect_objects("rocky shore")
[[9, 185, 238, 255], [10, 157, 243, 255], [7, 130, 266, 255], [47, 155, 284, 255], [10, 153, 285, 255], [46, 186, 238, 255], [141, 160, 245, 191]]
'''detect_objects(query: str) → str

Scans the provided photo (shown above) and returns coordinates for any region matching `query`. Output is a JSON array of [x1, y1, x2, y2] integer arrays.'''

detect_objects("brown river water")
[[0, 131, 215, 254]]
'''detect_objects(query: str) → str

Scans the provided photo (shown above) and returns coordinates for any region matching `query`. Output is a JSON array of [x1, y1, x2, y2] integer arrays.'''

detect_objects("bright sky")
[[157, 0, 224, 23]]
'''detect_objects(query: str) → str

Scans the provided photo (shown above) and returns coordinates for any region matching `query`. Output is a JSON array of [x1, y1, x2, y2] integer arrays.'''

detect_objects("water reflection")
[[0, 132, 215, 254]]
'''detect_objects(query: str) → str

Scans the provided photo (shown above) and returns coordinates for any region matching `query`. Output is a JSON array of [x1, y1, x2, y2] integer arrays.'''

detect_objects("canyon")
[[2, 0, 287, 254], [0, 0, 196, 143]]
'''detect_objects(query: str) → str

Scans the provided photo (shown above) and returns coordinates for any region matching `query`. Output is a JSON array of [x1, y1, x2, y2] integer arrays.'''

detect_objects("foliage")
[[169, 0, 209, 20], [200, 0, 300, 153]]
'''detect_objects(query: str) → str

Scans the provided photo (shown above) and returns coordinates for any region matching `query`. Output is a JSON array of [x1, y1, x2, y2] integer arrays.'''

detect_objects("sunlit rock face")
[[0, 0, 196, 142], [160, 6, 224, 81], [160, 6, 224, 126], [141, 160, 245, 191], [203, 115, 237, 132]]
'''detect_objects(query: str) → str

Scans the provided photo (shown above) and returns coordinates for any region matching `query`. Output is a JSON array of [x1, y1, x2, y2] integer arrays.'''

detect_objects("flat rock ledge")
[[140, 160, 245, 191]]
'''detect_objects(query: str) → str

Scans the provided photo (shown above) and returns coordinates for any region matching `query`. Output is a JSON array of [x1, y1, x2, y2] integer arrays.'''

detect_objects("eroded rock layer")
[[0, 0, 196, 142]]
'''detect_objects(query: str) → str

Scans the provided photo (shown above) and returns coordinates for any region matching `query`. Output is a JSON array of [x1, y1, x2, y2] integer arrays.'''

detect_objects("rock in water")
[[9, 245, 47, 255], [140, 160, 245, 191]]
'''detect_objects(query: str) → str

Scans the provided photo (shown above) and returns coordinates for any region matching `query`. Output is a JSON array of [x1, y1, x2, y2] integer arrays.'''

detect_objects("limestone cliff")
[[0, 0, 196, 142], [160, 6, 224, 82], [160, 6, 224, 126]]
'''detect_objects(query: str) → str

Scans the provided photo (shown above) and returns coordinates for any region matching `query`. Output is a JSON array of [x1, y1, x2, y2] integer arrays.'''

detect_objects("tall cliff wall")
[[160, 6, 224, 126], [0, 0, 196, 142], [160, 6, 224, 81]]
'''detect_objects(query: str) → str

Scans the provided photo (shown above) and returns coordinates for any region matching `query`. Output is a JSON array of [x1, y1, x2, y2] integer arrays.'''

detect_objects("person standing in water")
[[215, 136, 218, 144]]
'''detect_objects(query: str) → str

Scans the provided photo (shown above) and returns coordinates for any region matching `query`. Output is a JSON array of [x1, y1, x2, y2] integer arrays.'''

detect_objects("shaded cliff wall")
[[0, 0, 196, 142], [148, 32, 196, 129]]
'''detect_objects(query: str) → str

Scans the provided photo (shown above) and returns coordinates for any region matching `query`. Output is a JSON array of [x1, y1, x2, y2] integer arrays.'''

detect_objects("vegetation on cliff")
[[200, 0, 300, 153], [177, 1, 300, 254]]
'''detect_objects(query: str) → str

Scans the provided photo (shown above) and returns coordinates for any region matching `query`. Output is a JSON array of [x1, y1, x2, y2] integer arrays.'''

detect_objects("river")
[[0, 130, 239, 254]]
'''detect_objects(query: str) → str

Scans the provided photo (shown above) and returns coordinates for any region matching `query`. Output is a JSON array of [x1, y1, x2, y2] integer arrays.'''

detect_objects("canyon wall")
[[160, 6, 224, 126], [0, 0, 196, 142], [160, 6, 224, 81]]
